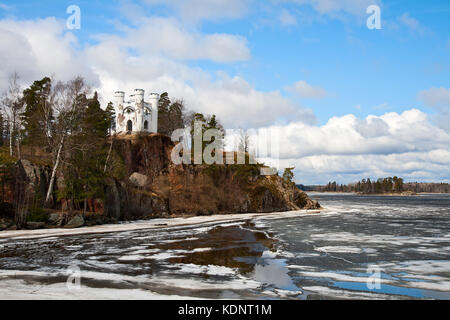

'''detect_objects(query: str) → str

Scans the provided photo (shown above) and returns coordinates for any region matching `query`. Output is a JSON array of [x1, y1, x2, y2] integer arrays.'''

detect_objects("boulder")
[[26, 222, 46, 229], [128, 172, 148, 188], [0, 220, 11, 231], [104, 178, 121, 219], [65, 215, 85, 228], [305, 199, 321, 210], [48, 213, 65, 226]]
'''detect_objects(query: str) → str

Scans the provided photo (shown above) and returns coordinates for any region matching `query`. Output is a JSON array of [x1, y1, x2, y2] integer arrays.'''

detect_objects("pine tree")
[[205, 114, 224, 148], [158, 92, 171, 135], [157, 92, 186, 136], [105, 101, 116, 134], [21, 77, 53, 147], [282, 167, 295, 187]]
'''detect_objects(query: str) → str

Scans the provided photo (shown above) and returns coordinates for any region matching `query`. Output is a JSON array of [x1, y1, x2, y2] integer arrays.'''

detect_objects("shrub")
[[27, 207, 49, 222], [202, 164, 224, 186], [231, 163, 262, 187]]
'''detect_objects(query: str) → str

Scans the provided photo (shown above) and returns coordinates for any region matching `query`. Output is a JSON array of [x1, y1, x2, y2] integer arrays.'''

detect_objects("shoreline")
[[0, 209, 325, 241]]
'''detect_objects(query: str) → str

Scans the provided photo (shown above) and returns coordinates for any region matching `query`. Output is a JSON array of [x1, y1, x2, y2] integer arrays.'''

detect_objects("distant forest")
[[299, 177, 450, 194]]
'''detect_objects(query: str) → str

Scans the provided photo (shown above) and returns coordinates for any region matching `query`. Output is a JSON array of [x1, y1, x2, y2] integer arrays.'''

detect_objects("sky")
[[0, 0, 449, 184]]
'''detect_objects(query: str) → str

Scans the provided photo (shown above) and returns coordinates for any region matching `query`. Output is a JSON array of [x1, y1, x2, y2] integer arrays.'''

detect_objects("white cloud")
[[286, 150, 450, 184], [0, 18, 98, 88], [143, 0, 251, 22], [398, 12, 427, 35], [279, 9, 297, 26], [418, 87, 450, 131], [418, 87, 450, 109], [286, 80, 328, 99], [93, 17, 250, 63], [250, 109, 450, 183], [190, 75, 316, 128], [272, 109, 450, 158], [89, 56, 316, 128]]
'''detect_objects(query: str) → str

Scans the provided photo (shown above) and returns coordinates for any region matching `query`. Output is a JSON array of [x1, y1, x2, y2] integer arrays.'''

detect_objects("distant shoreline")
[[307, 191, 450, 196]]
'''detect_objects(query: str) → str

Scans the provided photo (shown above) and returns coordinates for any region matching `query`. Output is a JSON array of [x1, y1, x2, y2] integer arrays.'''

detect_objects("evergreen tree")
[[21, 77, 53, 146], [157, 92, 186, 136], [158, 92, 172, 135], [282, 167, 295, 187], [205, 114, 225, 148], [190, 112, 207, 153], [393, 176, 404, 192], [105, 101, 116, 134]]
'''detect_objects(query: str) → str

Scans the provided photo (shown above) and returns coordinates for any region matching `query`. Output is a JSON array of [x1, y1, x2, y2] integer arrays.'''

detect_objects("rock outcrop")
[[104, 133, 320, 220], [65, 215, 85, 228], [14, 159, 51, 207]]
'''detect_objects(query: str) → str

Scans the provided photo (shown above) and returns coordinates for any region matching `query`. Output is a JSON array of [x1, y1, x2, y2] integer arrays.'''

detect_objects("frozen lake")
[[0, 193, 449, 299]]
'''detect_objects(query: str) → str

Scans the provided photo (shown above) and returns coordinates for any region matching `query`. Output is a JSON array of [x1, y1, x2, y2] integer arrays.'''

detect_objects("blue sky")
[[1, 0, 449, 183]]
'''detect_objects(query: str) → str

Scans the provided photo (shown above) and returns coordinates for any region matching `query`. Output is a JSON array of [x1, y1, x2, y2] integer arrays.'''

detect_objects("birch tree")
[[1, 72, 24, 158], [238, 128, 250, 154], [44, 77, 89, 206]]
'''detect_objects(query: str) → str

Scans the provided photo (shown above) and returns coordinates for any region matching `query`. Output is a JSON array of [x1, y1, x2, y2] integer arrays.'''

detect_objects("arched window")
[[127, 120, 133, 132], [144, 120, 148, 130]]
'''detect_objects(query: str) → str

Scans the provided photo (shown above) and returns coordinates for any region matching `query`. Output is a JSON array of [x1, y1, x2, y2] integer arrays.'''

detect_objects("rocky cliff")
[[0, 133, 320, 230], [104, 133, 320, 220]]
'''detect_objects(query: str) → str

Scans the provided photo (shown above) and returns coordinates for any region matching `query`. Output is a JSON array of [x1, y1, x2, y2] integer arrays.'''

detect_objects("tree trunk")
[[16, 135, 21, 160], [104, 138, 114, 172], [9, 121, 13, 157], [45, 135, 64, 206]]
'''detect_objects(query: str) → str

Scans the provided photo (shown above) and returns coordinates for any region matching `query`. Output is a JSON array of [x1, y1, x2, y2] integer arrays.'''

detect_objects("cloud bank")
[[268, 109, 450, 183]]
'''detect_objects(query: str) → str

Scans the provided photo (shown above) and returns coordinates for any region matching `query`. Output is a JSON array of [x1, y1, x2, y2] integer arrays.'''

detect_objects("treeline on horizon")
[[299, 177, 450, 194], [0, 73, 225, 226]]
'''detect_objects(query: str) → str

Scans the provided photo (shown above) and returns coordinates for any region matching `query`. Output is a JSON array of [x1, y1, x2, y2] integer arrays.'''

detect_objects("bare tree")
[[238, 128, 250, 153], [1, 72, 24, 157], [44, 76, 90, 206]]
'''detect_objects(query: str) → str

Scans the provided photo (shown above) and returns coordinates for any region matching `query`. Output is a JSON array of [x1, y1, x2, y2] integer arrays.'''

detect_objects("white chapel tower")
[[113, 89, 159, 133]]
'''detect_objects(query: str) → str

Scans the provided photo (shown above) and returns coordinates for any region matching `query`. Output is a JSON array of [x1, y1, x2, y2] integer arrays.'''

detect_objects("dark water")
[[0, 194, 449, 299]]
